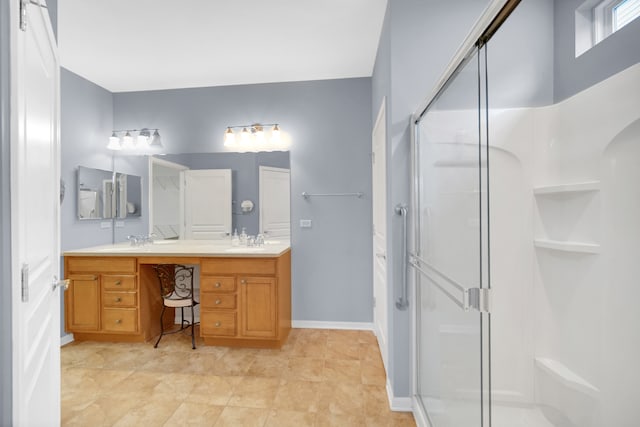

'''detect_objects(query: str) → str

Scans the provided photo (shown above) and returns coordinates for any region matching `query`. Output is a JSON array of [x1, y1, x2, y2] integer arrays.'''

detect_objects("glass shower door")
[[413, 47, 491, 426]]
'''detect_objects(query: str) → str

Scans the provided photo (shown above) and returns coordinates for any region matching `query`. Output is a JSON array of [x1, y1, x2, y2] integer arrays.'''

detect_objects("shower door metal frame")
[[408, 1, 522, 425]]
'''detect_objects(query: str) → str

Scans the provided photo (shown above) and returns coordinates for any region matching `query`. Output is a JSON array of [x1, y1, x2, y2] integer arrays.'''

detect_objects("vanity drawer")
[[101, 308, 138, 333], [200, 293, 236, 309], [102, 275, 136, 291], [200, 311, 236, 337], [201, 276, 236, 292], [201, 258, 276, 275], [102, 291, 137, 307], [67, 257, 137, 273]]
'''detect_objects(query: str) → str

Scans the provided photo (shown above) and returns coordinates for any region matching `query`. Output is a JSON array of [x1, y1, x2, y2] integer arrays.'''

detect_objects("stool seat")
[[163, 296, 195, 308], [153, 264, 198, 349]]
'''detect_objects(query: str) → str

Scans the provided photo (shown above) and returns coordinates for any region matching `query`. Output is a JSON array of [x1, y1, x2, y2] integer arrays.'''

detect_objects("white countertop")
[[63, 239, 291, 258]]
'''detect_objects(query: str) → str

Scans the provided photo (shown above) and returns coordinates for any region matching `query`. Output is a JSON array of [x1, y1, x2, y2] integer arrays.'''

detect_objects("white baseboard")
[[292, 320, 374, 331], [387, 378, 413, 412], [60, 333, 74, 347], [386, 379, 413, 412]]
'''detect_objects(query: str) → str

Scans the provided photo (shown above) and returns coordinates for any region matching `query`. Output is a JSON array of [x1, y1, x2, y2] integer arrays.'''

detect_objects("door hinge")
[[21, 263, 29, 302], [19, 0, 27, 31], [466, 287, 491, 313]]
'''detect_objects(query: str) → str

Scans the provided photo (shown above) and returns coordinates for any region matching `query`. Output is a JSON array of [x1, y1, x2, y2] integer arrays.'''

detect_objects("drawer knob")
[[215, 282, 221, 288], [115, 280, 122, 286], [240, 279, 246, 285], [215, 321, 221, 327], [215, 299, 221, 305], [115, 319, 122, 324], [115, 297, 122, 303]]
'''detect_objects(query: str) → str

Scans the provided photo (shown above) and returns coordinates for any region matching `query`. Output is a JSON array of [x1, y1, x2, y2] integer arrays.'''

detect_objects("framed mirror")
[[77, 166, 114, 219]]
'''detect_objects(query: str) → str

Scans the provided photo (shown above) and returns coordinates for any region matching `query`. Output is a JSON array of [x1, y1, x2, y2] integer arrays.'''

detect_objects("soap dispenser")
[[231, 228, 240, 246]]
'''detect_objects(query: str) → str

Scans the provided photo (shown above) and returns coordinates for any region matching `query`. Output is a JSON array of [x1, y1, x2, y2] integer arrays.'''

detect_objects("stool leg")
[[154, 305, 166, 348], [191, 304, 196, 349]]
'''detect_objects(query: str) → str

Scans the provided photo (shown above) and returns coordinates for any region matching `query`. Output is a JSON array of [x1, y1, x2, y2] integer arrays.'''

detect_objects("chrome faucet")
[[127, 233, 157, 246]]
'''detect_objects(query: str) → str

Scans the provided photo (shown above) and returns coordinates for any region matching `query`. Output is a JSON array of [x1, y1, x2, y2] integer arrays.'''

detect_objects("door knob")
[[215, 282, 221, 288], [52, 276, 70, 292], [215, 299, 221, 305]]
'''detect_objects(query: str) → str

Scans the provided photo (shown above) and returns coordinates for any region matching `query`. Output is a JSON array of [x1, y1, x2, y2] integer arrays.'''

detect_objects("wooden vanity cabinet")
[[200, 250, 291, 348], [64, 257, 145, 341], [64, 249, 291, 348]]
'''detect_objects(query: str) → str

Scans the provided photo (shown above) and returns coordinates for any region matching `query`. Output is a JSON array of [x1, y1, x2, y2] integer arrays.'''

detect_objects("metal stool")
[[153, 264, 198, 349]]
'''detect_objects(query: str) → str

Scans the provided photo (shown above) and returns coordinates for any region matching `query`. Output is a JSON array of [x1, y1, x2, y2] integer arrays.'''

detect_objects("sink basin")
[[153, 240, 178, 245], [224, 247, 266, 253]]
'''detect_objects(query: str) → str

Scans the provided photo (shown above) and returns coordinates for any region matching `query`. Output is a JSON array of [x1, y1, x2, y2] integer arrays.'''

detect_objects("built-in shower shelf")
[[533, 181, 600, 195], [534, 238, 600, 254], [535, 357, 600, 398], [433, 159, 487, 168]]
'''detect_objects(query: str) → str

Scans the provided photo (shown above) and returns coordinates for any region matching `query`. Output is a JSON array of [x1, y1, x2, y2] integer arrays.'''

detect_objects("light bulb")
[[122, 131, 134, 148], [271, 124, 281, 143], [138, 128, 151, 145], [254, 126, 265, 144], [149, 130, 162, 147], [224, 128, 236, 146], [107, 132, 122, 150], [240, 127, 251, 145]]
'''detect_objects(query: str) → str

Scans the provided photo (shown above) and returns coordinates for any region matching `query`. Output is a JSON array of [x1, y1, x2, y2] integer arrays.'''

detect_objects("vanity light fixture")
[[107, 128, 162, 150], [223, 123, 282, 151]]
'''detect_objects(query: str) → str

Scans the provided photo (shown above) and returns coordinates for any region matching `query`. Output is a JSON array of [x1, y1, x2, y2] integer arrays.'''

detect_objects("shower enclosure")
[[411, 0, 640, 425]]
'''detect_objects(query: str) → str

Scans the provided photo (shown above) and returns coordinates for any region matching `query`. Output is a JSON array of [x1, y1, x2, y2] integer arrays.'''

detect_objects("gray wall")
[[47, 0, 56, 39], [554, 0, 640, 102], [113, 78, 374, 323], [60, 68, 115, 251], [162, 151, 290, 235], [0, 0, 12, 422]]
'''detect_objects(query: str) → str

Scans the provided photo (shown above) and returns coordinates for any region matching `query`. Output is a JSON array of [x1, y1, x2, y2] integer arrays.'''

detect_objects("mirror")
[[77, 166, 114, 219], [115, 173, 142, 218], [76, 166, 143, 221], [149, 151, 290, 240]]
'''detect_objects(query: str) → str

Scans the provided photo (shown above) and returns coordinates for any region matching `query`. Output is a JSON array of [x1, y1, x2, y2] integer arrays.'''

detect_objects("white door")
[[259, 166, 290, 239], [372, 99, 389, 371], [183, 169, 232, 239], [11, 1, 61, 425]]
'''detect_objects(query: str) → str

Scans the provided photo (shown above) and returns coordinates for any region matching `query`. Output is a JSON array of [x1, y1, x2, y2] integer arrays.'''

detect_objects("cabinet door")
[[66, 274, 100, 331], [239, 277, 277, 338]]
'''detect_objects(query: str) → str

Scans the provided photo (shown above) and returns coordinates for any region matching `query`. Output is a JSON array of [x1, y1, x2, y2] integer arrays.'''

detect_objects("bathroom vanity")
[[63, 240, 291, 348]]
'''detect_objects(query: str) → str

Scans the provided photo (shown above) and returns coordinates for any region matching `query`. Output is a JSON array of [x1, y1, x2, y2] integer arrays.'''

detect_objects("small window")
[[576, 0, 640, 56], [613, 0, 640, 31]]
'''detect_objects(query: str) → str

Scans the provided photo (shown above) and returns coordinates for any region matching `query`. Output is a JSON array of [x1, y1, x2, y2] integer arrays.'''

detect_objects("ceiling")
[[58, 0, 388, 93]]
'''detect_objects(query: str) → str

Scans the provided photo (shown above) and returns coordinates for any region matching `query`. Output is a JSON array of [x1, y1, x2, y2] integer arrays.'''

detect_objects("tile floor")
[[61, 328, 416, 426]]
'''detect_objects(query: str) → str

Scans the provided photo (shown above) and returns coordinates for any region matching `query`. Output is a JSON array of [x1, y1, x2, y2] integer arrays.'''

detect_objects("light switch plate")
[[100, 221, 112, 229], [300, 219, 312, 228], [115, 221, 125, 228]]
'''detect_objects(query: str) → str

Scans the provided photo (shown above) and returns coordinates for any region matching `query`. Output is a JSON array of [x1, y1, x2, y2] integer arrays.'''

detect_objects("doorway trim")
[[0, 0, 13, 422]]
